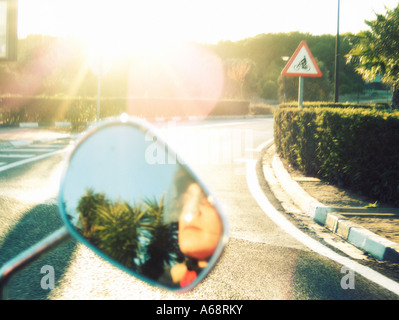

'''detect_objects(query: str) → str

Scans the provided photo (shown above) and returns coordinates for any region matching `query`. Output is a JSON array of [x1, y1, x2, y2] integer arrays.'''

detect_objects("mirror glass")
[[58, 117, 228, 291]]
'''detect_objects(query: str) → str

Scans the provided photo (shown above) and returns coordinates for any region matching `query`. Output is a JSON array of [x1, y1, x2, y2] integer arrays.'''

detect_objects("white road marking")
[[0, 154, 34, 158], [2, 148, 59, 152], [0, 149, 68, 173], [246, 148, 399, 297]]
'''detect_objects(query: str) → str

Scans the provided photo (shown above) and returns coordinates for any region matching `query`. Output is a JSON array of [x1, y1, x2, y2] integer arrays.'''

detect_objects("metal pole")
[[334, 0, 340, 103], [97, 73, 101, 122], [298, 76, 304, 109], [96, 54, 103, 122], [0, 227, 71, 299]]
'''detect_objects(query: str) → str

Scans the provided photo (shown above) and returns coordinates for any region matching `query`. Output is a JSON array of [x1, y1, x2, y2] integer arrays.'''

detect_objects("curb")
[[151, 114, 273, 122], [16, 115, 274, 125], [0, 123, 74, 149], [264, 144, 399, 263]]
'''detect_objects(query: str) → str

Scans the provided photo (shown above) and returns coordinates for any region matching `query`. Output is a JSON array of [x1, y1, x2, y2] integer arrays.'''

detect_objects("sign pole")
[[334, 0, 340, 103], [298, 76, 304, 109]]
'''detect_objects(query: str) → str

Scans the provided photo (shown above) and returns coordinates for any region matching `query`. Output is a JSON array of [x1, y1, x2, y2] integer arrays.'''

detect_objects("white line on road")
[[255, 139, 274, 152], [0, 148, 60, 152], [0, 154, 34, 158], [27, 144, 64, 148], [0, 149, 68, 173], [160, 119, 269, 130], [246, 144, 399, 297]]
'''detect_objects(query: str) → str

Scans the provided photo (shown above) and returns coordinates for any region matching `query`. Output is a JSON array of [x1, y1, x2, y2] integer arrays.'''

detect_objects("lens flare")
[[126, 42, 224, 119]]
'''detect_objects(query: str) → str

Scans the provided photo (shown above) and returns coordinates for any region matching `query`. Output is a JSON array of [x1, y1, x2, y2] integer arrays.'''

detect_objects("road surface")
[[0, 118, 398, 300]]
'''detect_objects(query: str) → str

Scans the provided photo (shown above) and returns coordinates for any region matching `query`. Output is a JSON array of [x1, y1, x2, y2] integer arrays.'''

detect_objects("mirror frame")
[[58, 115, 229, 293]]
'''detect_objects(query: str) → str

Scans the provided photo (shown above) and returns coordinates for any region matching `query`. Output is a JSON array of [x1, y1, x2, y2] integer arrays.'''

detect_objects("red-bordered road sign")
[[281, 41, 322, 78]]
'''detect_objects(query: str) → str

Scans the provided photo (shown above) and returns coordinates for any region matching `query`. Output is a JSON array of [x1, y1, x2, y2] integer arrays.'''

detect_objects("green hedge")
[[0, 96, 99, 127], [0, 96, 250, 127], [279, 101, 391, 110], [249, 103, 275, 115], [274, 106, 399, 206]]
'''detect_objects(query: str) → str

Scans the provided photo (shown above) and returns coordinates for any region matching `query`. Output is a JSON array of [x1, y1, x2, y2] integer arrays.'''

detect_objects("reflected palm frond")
[[76, 189, 184, 280]]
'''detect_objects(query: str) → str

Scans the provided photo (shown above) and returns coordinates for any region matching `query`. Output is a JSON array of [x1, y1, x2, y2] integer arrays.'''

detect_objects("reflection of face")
[[178, 183, 223, 261]]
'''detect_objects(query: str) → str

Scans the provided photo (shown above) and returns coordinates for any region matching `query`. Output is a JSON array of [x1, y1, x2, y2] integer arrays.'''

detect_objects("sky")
[[62, 125, 180, 220], [17, 0, 399, 44]]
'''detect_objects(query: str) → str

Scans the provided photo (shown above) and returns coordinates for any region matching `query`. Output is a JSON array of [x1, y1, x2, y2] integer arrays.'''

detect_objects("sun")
[[77, 1, 188, 74], [18, 0, 226, 108], [18, 1, 185, 69]]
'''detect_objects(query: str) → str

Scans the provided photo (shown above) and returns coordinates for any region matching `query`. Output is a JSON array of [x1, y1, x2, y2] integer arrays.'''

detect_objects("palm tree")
[[77, 191, 152, 269], [139, 196, 184, 281], [93, 200, 145, 268], [76, 192, 183, 281], [76, 189, 108, 239]]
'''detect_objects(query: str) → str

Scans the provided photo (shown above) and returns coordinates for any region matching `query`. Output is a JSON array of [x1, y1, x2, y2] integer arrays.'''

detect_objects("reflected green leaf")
[[76, 189, 185, 283]]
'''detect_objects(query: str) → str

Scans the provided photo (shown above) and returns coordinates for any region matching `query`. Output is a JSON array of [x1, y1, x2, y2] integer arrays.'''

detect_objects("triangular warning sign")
[[281, 41, 322, 77]]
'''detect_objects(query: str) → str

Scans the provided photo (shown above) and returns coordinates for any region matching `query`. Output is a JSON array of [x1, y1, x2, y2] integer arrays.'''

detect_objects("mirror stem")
[[0, 227, 71, 300]]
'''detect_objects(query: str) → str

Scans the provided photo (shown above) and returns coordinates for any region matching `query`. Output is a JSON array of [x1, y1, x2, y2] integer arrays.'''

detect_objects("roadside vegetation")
[[1, 4, 397, 125], [274, 5, 399, 207], [274, 105, 399, 206]]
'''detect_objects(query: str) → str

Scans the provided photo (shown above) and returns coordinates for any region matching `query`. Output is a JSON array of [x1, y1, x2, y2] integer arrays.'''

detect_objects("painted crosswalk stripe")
[[28, 144, 63, 148], [0, 154, 34, 158], [0, 149, 66, 173], [1, 148, 57, 152]]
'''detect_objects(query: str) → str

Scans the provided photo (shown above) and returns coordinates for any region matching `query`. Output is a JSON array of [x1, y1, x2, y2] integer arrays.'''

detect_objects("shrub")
[[278, 101, 391, 111], [0, 95, 250, 127], [249, 103, 274, 115], [274, 105, 399, 206]]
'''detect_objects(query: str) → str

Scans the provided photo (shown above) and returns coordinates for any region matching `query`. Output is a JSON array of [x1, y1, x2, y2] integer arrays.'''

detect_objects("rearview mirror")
[[58, 116, 228, 292]]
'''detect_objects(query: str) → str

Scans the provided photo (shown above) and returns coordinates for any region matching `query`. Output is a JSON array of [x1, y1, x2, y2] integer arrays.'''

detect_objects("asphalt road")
[[0, 118, 398, 300]]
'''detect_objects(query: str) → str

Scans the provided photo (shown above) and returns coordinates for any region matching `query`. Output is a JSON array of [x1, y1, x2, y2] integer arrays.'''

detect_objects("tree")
[[346, 4, 399, 108], [225, 58, 254, 99], [76, 189, 108, 239], [76, 191, 183, 281], [139, 197, 182, 281]]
